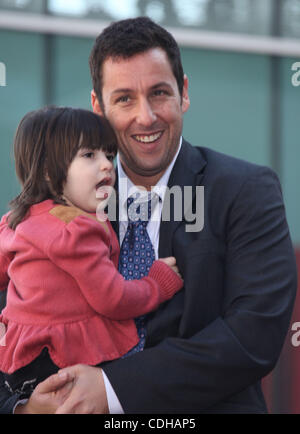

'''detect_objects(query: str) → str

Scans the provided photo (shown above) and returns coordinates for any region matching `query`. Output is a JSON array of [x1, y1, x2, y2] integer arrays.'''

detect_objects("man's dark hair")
[[89, 16, 184, 109]]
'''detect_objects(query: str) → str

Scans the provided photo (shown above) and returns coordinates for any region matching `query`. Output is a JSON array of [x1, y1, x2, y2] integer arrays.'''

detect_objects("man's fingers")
[[54, 365, 108, 414], [55, 397, 77, 414], [35, 371, 73, 394], [57, 364, 83, 380]]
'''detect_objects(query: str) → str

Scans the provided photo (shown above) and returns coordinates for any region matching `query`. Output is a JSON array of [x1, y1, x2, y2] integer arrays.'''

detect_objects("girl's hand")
[[159, 256, 182, 279]]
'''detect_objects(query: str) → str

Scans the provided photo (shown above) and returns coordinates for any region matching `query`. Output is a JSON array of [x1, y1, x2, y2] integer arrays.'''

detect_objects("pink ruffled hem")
[[0, 314, 139, 374]]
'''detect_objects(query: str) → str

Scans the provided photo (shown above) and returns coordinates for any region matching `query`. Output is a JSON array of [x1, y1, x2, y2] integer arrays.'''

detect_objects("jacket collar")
[[159, 139, 207, 257]]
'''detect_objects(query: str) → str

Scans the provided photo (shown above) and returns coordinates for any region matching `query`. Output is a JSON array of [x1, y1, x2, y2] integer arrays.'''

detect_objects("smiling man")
[[91, 47, 189, 189], [7, 16, 297, 414]]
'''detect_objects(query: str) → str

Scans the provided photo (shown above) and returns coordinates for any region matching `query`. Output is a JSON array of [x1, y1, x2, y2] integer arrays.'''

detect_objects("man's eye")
[[153, 89, 167, 96], [116, 95, 130, 103]]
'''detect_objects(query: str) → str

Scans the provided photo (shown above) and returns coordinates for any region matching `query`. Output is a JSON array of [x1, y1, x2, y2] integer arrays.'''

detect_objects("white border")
[[0, 11, 300, 57]]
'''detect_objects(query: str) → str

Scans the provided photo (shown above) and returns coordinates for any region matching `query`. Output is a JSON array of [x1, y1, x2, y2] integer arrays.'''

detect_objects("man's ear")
[[91, 89, 104, 116], [181, 74, 190, 114]]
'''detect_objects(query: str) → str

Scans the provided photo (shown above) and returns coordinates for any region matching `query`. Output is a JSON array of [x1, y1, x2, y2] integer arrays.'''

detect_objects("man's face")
[[92, 48, 190, 186]]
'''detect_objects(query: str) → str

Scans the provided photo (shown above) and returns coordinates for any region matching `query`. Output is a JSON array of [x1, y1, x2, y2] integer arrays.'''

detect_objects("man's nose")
[[135, 98, 157, 126]]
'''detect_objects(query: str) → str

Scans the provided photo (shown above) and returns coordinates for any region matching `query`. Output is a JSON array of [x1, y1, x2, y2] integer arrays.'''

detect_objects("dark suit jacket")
[[0, 139, 297, 414], [102, 139, 297, 413]]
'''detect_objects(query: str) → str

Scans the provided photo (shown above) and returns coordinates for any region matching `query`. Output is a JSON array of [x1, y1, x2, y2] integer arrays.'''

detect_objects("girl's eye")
[[106, 153, 115, 162], [83, 152, 94, 158]]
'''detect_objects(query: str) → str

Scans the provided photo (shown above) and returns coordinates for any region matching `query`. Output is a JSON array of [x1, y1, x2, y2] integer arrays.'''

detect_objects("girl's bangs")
[[76, 112, 117, 155]]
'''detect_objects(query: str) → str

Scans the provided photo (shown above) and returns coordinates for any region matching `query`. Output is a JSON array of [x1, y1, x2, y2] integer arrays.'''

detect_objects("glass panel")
[[281, 0, 300, 38], [0, 30, 45, 215], [46, 0, 273, 36], [51, 35, 94, 108], [281, 56, 300, 244], [1, 0, 299, 40], [0, 0, 46, 13], [182, 48, 271, 167]]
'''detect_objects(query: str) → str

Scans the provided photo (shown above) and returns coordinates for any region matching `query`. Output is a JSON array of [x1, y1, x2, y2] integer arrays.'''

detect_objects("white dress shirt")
[[103, 138, 182, 414]]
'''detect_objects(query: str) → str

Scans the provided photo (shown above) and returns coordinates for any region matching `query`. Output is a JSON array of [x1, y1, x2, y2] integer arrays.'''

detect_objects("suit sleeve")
[[0, 371, 23, 414], [102, 167, 297, 413]]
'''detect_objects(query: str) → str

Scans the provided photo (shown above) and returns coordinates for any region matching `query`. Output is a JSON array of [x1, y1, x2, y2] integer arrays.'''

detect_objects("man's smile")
[[132, 131, 163, 144]]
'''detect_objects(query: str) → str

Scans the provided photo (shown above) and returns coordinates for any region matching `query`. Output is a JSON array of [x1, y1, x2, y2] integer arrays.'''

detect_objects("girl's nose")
[[100, 154, 114, 171]]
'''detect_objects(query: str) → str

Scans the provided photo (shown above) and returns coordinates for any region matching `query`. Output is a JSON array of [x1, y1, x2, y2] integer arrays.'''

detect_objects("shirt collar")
[[117, 137, 182, 212]]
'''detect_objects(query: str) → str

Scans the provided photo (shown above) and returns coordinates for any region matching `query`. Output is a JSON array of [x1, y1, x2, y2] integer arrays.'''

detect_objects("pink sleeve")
[[47, 216, 182, 320]]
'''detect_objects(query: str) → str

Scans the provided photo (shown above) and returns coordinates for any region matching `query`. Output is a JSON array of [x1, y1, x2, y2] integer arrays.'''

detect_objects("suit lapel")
[[158, 139, 206, 257]]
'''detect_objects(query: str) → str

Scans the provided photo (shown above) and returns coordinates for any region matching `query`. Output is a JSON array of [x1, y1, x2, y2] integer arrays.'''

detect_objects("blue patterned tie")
[[119, 193, 155, 356]]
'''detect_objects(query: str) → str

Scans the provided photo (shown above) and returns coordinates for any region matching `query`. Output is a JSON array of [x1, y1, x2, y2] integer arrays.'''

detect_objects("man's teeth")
[[134, 132, 162, 143]]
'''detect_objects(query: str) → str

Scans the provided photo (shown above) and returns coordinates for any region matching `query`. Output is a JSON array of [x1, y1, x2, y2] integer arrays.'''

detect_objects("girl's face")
[[63, 148, 116, 213]]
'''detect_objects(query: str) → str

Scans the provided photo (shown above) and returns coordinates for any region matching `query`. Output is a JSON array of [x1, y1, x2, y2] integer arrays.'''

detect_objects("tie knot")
[[127, 193, 158, 224]]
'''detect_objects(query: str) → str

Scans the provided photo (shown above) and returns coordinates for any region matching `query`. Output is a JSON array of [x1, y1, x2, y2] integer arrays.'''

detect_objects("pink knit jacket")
[[0, 200, 182, 373]]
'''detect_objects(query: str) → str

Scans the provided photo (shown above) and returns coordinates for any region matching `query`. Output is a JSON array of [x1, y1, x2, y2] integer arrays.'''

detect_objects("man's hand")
[[15, 371, 74, 414], [55, 365, 109, 414]]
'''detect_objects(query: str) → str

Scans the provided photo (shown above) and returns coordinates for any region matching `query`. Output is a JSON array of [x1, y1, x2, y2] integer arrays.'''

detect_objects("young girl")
[[0, 106, 182, 401]]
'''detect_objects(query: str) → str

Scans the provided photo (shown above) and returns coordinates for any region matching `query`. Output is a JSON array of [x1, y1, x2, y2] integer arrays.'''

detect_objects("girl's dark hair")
[[8, 106, 117, 230], [89, 16, 184, 110]]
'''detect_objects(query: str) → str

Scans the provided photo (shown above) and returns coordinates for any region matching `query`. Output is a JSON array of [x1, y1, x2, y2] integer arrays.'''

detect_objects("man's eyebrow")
[[111, 88, 132, 95], [111, 82, 173, 96], [151, 82, 172, 89]]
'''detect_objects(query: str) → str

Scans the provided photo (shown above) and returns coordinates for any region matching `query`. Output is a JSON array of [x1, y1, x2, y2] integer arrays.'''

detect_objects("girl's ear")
[[91, 90, 104, 116]]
